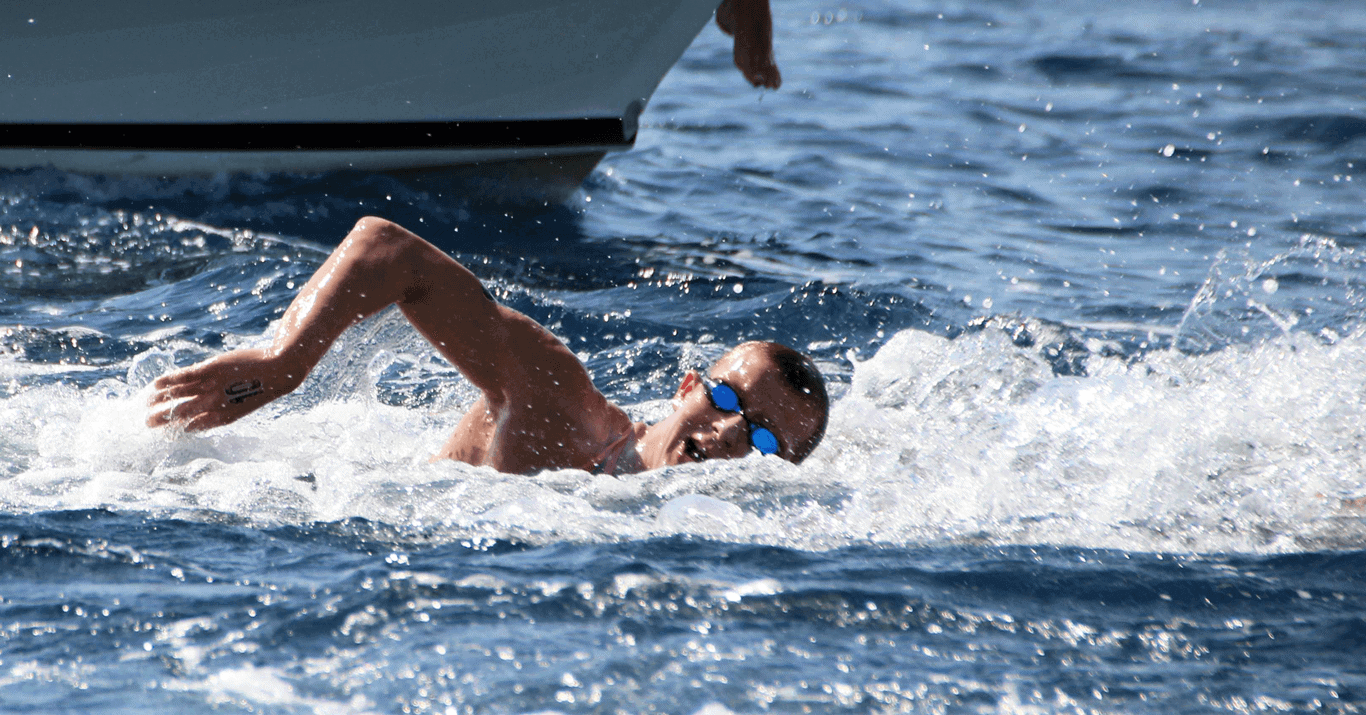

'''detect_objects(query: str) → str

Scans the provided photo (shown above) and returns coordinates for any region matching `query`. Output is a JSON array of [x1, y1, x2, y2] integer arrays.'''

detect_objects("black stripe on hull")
[[0, 118, 630, 151]]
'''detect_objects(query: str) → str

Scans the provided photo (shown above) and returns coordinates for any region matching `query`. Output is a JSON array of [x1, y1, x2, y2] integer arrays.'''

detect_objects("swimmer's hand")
[[146, 348, 304, 432]]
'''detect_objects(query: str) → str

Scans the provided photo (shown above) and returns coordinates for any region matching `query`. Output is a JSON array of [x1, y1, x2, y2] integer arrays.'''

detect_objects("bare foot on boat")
[[716, 0, 781, 89], [147, 348, 304, 431]]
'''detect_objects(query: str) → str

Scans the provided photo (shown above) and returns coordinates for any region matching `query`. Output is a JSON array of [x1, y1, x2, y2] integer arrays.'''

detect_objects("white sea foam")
[[1, 323, 1364, 555], [812, 325, 1366, 553], [164, 663, 378, 715]]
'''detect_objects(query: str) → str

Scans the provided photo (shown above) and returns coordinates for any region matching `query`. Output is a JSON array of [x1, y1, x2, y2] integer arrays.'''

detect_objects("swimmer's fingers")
[[147, 348, 286, 432], [152, 349, 249, 389], [181, 410, 234, 433], [152, 365, 205, 391], [146, 397, 198, 429], [147, 406, 205, 431], [147, 401, 203, 429], [148, 379, 208, 407], [149, 380, 273, 431], [146, 405, 173, 429], [146, 390, 223, 430]]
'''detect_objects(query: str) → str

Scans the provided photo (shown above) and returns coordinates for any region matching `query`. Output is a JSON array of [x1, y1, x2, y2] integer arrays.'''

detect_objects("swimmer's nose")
[[712, 412, 749, 456]]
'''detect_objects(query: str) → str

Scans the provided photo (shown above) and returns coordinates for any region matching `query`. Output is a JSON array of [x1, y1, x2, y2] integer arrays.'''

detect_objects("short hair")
[[746, 341, 829, 463]]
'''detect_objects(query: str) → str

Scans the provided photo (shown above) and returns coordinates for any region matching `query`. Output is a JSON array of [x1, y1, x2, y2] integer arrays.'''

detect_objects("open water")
[[4, 0, 1366, 712]]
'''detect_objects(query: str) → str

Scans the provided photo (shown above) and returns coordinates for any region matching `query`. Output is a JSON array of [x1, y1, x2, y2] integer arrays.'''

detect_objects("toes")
[[739, 54, 779, 89]]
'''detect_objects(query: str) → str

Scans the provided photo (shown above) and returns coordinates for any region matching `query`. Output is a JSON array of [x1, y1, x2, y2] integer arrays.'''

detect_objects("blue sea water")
[[4, 0, 1366, 711]]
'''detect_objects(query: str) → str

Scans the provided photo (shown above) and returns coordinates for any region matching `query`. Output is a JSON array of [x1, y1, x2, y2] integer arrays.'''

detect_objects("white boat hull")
[[0, 0, 720, 197]]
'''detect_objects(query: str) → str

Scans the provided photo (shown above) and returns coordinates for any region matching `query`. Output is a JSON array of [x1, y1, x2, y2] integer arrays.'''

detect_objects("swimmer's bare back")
[[148, 217, 632, 474]]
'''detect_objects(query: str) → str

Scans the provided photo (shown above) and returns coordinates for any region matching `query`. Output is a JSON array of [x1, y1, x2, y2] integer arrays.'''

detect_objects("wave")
[[2, 309, 1363, 556]]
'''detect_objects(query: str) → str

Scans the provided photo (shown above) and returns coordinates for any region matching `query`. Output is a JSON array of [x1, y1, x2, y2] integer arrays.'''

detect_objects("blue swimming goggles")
[[702, 376, 781, 456]]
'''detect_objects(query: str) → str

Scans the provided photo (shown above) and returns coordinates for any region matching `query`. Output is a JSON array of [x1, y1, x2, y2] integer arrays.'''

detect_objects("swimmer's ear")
[[673, 370, 703, 403]]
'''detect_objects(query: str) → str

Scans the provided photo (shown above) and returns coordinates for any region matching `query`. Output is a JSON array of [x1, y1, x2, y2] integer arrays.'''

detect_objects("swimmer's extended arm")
[[148, 217, 593, 431], [716, 0, 780, 89]]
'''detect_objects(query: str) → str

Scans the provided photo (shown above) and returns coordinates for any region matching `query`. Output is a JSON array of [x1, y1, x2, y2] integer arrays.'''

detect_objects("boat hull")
[[0, 0, 719, 197]]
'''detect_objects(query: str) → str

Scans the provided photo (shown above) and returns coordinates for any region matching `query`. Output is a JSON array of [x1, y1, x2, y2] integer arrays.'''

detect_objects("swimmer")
[[717, 0, 781, 89], [147, 218, 828, 475]]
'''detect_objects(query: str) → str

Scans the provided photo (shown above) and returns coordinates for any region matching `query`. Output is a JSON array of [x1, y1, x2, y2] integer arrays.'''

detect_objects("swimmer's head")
[[717, 341, 828, 462], [638, 341, 828, 467]]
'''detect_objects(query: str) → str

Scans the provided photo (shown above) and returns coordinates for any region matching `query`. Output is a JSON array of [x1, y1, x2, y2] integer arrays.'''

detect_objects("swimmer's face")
[[639, 344, 824, 467]]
